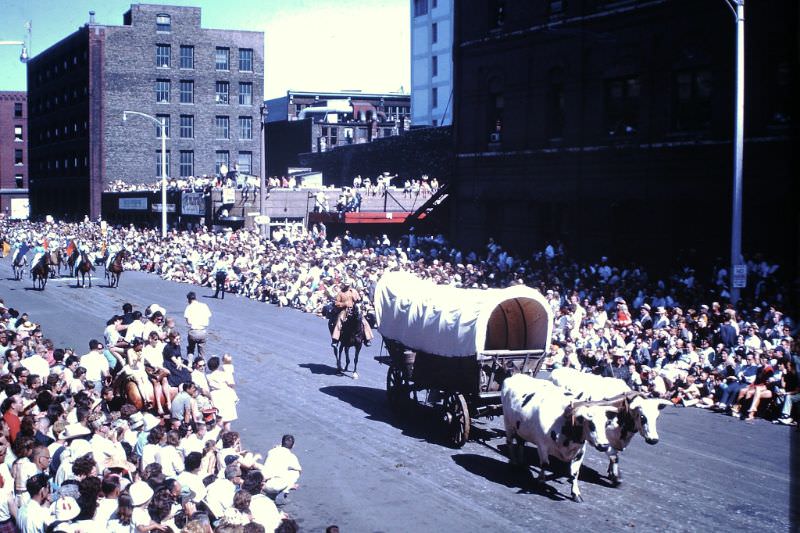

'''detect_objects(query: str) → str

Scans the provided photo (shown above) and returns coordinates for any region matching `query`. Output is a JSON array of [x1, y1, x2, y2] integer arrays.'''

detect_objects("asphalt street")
[[0, 260, 797, 532]]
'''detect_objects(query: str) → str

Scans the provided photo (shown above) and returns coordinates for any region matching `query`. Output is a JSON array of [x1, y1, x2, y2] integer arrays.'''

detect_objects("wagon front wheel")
[[444, 393, 470, 448], [386, 366, 409, 410]]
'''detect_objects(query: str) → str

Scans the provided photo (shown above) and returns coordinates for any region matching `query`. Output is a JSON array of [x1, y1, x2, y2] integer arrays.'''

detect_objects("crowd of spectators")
[[0, 287, 306, 532], [2, 218, 797, 426]]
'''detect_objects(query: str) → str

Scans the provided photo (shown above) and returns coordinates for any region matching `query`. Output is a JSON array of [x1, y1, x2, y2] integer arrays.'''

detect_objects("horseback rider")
[[30, 241, 46, 271], [105, 243, 121, 271], [330, 278, 373, 347]]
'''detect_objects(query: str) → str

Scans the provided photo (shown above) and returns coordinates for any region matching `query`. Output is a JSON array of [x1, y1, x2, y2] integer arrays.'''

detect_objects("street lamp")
[[123, 110, 168, 238], [724, 0, 745, 304], [259, 104, 268, 238], [0, 40, 28, 63]]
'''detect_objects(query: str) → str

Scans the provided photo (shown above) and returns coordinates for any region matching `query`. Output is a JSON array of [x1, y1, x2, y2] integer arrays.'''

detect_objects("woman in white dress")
[[206, 356, 237, 431]]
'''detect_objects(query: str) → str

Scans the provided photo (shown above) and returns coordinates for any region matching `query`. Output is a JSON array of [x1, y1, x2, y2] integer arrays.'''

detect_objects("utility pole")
[[727, 0, 745, 305]]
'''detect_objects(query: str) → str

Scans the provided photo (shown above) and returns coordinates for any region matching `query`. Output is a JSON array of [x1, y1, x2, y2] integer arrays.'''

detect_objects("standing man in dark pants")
[[211, 254, 230, 299], [183, 291, 211, 359]]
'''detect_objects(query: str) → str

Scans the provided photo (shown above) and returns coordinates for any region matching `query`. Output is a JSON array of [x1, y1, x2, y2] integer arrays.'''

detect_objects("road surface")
[[0, 261, 796, 532]]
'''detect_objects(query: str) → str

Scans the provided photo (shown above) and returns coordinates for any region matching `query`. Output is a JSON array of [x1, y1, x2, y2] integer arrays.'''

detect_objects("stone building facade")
[[0, 92, 28, 218], [451, 0, 798, 267], [27, 4, 264, 219]]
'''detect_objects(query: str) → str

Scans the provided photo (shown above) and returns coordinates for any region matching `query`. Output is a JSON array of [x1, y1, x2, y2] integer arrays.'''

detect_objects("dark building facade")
[[265, 90, 411, 177], [452, 0, 798, 267], [0, 92, 29, 217], [27, 4, 264, 220]]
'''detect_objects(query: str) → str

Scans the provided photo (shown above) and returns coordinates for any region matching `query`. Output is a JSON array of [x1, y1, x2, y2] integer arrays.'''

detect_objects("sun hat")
[[142, 413, 161, 432], [52, 496, 80, 521], [58, 423, 91, 441], [129, 481, 153, 507]]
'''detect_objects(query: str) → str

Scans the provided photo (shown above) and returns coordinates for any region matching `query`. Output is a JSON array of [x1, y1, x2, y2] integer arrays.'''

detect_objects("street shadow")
[[451, 453, 564, 501], [299, 363, 341, 376], [319, 385, 444, 445], [491, 442, 613, 490]]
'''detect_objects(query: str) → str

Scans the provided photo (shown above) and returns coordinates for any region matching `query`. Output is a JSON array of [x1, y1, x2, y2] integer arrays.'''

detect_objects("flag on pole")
[[18, 243, 30, 258], [2, 242, 10, 257], [65, 240, 76, 258], [42, 238, 49, 250]]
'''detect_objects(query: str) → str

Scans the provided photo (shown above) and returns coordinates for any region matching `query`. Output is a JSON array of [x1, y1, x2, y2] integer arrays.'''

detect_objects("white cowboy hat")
[[129, 481, 153, 507], [58, 423, 91, 441], [52, 496, 80, 521], [142, 413, 161, 432], [128, 412, 144, 430]]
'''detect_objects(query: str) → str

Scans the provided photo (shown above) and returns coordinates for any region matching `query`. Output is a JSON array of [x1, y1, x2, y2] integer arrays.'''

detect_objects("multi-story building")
[[451, 0, 798, 266], [27, 4, 264, 219], [264, 90, 410, 177], [410, 0, 453, 127], [0, 92, 28, 218]]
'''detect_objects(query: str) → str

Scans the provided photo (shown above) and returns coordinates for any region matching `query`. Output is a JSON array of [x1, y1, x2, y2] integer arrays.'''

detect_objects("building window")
[[239, 116, 253, 140], [674, 68, 712, 131], [180, 46, 194, 69], [239, 48, 253, 72], [238, 82, 252, 106], [179, 150, 194, 177], [156, 44, 170, 68], [179, 115, 194, 138], [215, 151, 230, 175], [237, 151, 252, 174], [156, 150, 171, 178], [431, 87, 438, 109], [155, 114, 170, 138], [215, 47, 230, 70], [215, 116, 230, 139], [13, 103, 22, 118], [14, 126, 23, 141], [432, 55, 438, 77], [432, 22, 438, 44], [156, 14, 171, 32], [155, 79, 170, 103], [14, 149, 23, 165], [604, 77, 640, 135], [215, 81, 229, 104], [15, 175, 23, 188], [179, 80, 194, 104], [413, 0, 428, 17]]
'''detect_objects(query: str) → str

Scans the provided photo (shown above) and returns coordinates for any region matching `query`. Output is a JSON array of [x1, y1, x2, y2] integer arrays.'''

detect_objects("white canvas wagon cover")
[[374, 272, 553, 358]]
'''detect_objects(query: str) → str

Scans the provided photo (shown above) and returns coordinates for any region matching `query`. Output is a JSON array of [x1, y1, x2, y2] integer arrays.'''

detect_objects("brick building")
[[0, 92, 29, 218], [27, 4, 263, 220], [451, 0, 798, 267]]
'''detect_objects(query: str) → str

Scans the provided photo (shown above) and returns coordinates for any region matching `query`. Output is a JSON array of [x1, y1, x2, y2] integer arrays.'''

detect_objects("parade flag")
[[17, 243, 30, 258], [65, 240, 76, 257], [1, 242, 9, 257], [42, 238, 49, 250]]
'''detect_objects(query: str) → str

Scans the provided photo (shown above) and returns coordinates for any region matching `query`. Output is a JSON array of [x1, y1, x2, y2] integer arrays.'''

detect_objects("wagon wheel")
[[444, 393, 470, 448], [386, 365, 411, 410]]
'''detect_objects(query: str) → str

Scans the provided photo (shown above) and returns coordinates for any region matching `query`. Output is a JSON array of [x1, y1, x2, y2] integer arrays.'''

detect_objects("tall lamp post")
[[0, 40, 28, 62], [726, 0, 745, 305], [259, 104, 268, 238], [123, 111, 168, 238]]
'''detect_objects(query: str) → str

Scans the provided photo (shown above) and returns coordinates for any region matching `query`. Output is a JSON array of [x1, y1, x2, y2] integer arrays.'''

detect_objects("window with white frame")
[[179, 150, 193, 177], [179, 115, 194, 138], [239, 82, 252, 105], [156, 44, 170, 67], [179, 80, 194, 104], [237, 151, 252, 174], [155, 79, 170, 103], [239, 49, 253, 72], [215, 151, 230, 174], [215, 116, 230, 139], [155, 114, 170, 138], [180, 46, 194, 69], [215, 47, 229, 70], [156, 14, 171, 32], [239, 116, 252, 140], [156, 150, 171, 177], [215, 81, 229, 104]]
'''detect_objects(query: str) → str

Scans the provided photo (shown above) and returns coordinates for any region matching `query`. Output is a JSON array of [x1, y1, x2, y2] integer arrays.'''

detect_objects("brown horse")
[[112, 370, 171, 414], [105, 250, 128, 288], [47, 249, 63, 278], [75, 251, 94, 288], [30, 254, 49, 290]]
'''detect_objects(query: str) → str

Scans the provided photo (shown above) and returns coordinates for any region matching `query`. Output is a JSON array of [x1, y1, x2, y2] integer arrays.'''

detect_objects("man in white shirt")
[[183, 292, 211, 358], [261, 434, 302, 502], [79, 340, 109, 388], [203, 464, 240, 519], [20, 352, 49, 382], [17, 473, 53, 533], [175, 452, 207, 503]]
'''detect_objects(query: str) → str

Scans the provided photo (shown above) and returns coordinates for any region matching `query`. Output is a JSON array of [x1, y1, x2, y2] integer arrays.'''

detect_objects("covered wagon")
[[374, 272, 554, 447]]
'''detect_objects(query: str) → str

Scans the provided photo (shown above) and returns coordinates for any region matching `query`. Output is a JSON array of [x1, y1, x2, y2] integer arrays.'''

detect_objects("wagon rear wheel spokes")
[[444, 393, 470, 448]]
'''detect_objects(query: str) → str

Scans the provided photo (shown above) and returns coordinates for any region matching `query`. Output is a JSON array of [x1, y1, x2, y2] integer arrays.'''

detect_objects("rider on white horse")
[[106, 243, 120, 270], [30, 242, 46, 272]]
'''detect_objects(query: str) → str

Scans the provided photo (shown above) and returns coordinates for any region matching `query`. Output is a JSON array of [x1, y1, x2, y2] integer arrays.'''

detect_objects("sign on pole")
[[732, 264, 747, 289]]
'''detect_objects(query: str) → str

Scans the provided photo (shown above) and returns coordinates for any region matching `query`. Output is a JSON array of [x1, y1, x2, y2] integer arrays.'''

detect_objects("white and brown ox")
[[549, 366, 670, 485], [501, 374, 618, 502]]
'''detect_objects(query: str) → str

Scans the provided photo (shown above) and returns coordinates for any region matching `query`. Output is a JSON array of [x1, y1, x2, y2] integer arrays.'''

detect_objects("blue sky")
[[0, 0, 410, 98]]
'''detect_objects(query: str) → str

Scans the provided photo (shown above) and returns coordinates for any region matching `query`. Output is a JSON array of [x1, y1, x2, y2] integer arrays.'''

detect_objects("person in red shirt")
[[1, 395, 23, 444]]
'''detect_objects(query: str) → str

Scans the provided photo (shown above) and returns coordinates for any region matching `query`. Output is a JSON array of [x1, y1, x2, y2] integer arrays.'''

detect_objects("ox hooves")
[[571, 493, 584, 503]]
